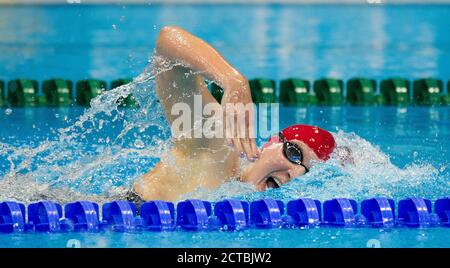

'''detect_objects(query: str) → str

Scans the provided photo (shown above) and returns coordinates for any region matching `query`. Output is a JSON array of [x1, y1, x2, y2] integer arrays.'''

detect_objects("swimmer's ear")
[[335, 146, 354, 166]]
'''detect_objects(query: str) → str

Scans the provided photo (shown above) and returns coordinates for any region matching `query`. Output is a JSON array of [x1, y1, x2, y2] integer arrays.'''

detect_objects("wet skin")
[[133, 26, 320, 202]]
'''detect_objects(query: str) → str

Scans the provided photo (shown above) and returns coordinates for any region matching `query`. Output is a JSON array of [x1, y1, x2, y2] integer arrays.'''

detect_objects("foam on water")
[[0, 57, 448, 205], [185, 130, 448, 202], [0, 55, 175, 204]]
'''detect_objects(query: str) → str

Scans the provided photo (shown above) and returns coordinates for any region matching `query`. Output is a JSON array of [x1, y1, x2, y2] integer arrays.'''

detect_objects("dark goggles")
[[279, 133, 310, 173]]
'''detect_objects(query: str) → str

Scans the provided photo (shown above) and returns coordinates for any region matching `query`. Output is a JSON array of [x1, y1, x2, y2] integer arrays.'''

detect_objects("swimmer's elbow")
[[159, 25, 184, 36], [156, 26, 185, 54]]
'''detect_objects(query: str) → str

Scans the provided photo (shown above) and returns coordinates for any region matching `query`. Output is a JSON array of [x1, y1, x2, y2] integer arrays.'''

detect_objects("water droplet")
[[66, 239, 81, 248], [134, 139, 145, 148], [366, 239, 381, 248]]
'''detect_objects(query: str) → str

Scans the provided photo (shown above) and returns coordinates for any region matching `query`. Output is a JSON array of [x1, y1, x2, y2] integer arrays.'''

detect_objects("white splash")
[[0, 55, 447, 205], [0, 55, 176, 204], [184, 130, 447, 202]]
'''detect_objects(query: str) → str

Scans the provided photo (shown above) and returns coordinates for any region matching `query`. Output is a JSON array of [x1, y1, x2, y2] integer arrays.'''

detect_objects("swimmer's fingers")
[[225, 110, 244, 155], [234, 111, 246, 158], [232, 137, 244, 158], [249, 138, 260, 159], [243, 106, 259, 160], [238, 105, 259, 160], [241, 138, 258, 161], [224, 101, 258, 160]]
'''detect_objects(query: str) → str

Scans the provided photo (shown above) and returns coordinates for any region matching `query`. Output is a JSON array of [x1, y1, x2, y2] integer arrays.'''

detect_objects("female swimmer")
[[127, 26, 336, 204]]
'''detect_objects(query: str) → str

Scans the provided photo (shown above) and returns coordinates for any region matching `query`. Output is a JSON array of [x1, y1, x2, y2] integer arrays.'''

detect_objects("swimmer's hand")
[[154, 26, 259, 160], [222, 76, 260, 161]]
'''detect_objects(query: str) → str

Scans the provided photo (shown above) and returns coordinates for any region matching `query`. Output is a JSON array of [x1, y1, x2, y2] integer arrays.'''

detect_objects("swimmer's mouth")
[[265, 176, 281, 189]]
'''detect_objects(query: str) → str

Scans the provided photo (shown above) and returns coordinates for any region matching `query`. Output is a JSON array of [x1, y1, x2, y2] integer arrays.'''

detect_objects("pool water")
[[0, 4, 449, 248], [1, 227, 449, 248], [1, 4, 450, 81]]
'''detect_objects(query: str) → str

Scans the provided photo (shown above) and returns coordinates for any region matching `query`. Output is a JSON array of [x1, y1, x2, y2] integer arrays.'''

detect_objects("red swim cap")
[[264, 124, 336, 161]]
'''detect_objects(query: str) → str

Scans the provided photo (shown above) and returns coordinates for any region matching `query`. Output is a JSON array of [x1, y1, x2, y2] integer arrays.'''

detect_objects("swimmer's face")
[[240, 140, 320, 191]]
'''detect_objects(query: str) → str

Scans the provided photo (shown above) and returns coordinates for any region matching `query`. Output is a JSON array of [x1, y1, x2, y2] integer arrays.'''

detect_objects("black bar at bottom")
[[0, 248, 447, 266]]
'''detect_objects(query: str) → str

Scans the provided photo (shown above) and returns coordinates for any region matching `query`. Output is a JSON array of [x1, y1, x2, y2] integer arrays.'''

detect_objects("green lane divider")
[[7, 79, 39, 107], [313, 78, 344, 106], [380, 78, 410, 106], [308, 91, 318, 105], [443, 81, 450, 105], [375, 94, 385, 105], [209, 82, 224, 103], [76, 79, 106, 106], [249, 78, 277, 103], [279, 78, 315, 106], [111, 78, 132, 89], [1, 77, 449, 107], [346, 77, 376, 105], [0, 80, 5, 107], [442, 95, 450, 105], [413, 78, 442, 106], [111, 78, 136, 107], [42, 79, 73, 107]]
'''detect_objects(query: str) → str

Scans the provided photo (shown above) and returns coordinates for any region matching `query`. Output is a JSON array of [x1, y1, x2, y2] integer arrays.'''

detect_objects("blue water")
[[1, 4, 450, 83], [0, 4, 449, 248], [1, 227, 449, 248]]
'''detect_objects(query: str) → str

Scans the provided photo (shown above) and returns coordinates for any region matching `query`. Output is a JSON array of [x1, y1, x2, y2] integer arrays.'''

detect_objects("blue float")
[[64, 201, 100, 232], [398, 197, 435, 227], [28, 201, 70, 232], [140, 200, 175, 231], [361, 198, 395, 227], [323, 198, 358, 226], [434, 197, 450, 226], [0, 202, 27, 233], [176, 199, 212, 231], [2, 197, 450, 233], [102, 201, 140, 232], [214, 199, 249, 230], [286, 198, 321, 227], [250, 199, 284, 228]]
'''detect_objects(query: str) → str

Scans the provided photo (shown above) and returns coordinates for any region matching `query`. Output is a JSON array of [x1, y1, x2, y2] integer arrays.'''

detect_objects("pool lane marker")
[[0, 197, 449, 233], [1, 77, 449, 108], [0, 80, 5, 107]]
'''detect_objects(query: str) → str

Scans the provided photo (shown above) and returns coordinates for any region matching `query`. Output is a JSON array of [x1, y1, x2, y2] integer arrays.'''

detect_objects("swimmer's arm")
[[155, 26, 259, 159], [156, 26, 246, 92]]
